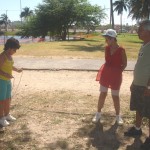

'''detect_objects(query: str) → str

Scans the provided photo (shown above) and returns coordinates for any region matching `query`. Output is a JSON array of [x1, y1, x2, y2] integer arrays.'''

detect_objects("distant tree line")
[[0, 0, 150, 39]]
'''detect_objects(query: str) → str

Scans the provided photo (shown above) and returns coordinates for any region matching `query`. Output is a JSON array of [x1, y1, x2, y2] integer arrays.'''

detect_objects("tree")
[[20, 0, 106, 40], [113, 0, 129, 32], [75, 3, 106, 33], [128, 0, 150, 20], [0, 14, 10, 31], [0, 20, 3, 31], [20, 7, 33, 22]]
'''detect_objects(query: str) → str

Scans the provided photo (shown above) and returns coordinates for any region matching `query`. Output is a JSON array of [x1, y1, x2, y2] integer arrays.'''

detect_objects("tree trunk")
[[67, 27, 69, 41], [5, 23, 7, 32], [120, 13, 122, 33], [110, 0, 114, 29], [62, 29, 67, 41]]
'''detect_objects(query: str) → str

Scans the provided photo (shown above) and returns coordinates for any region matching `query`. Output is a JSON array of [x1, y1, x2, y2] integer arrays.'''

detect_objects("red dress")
[[96, 46, 125, 90]]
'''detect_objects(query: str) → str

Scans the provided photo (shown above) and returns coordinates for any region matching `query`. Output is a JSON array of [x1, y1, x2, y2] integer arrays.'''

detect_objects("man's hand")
[[144, 88, 150, 96], [130, 83, 133, 92]]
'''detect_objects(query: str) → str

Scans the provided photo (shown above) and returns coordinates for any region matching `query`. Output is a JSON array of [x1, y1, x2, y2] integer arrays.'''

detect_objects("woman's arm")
[[0, 53, 5, 68], [121, 49, 127, 71], [12, 66, 23, 73]]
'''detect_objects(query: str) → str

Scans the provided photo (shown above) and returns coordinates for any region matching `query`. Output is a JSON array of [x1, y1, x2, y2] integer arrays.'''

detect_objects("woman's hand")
[[5, 73, 14, 79], [17, 68, 23, 73], [13, 66, 23, 73]]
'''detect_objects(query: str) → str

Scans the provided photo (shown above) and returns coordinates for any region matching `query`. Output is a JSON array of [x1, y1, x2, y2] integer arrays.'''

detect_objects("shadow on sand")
[[88, 122, 120, 150]]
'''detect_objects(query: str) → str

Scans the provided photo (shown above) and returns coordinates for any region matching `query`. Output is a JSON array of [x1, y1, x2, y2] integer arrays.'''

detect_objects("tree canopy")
[[113, 0, 129, 32], [20, 7, 33, 22], [128, 0, 150, 20], [0, 14, 11, 31], [19, 0, 106, 40], [109, 0, 150, 28]]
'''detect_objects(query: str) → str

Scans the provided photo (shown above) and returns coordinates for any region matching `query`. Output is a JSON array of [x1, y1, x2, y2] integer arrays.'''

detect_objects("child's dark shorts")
[[130, 84, 150, 118]]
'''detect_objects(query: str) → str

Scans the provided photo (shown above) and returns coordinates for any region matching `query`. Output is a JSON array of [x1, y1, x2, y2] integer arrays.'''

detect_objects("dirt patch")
[[12, 70, 133, 96], [0, 71, 148, 150]]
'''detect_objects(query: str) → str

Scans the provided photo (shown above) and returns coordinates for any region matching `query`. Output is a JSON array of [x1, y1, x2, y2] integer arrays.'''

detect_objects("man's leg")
[[140, 119, 150, 149], [149, 119, 150, 137], [135, 111, 142, 128], [124, 111, 142, 137]]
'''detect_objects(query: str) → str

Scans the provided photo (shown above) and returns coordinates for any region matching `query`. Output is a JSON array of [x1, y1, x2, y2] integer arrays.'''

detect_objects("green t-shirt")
[[133, 43, 150, 86]]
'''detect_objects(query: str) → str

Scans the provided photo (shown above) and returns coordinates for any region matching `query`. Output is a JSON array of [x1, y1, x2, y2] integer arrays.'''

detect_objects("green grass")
[[0, 33, 142, 59]]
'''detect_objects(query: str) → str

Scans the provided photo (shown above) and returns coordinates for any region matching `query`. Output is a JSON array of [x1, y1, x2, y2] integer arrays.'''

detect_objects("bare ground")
[[0, 71, 149, 150]]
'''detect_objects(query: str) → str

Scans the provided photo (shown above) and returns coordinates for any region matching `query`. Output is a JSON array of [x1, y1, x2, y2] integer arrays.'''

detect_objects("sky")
[[0, 0, 136, 25]]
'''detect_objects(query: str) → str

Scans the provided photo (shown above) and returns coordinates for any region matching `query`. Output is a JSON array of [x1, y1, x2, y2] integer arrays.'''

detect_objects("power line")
[[0, 10, 20, 12]]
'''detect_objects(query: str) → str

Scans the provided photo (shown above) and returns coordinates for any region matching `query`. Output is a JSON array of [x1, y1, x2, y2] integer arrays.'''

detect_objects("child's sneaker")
[[140, 137, 150, 150], [92, 112, 101, 123], [124, 126, 142, 137], [5, 114, 16, 121], [116, 115, 123, 125], [0, 117, 10, 127], [0, 126, 5, 133]]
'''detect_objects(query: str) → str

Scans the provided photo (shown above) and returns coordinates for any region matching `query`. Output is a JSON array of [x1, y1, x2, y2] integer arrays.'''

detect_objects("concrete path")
[[14, 56, 136, 71]]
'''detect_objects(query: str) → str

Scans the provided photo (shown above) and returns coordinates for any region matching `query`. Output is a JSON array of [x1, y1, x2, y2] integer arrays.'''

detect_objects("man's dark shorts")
[[130, 84, 150, 118]]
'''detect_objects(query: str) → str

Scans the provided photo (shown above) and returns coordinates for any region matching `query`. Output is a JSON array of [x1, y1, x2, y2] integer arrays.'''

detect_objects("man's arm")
[[144, 78, 150, 96]]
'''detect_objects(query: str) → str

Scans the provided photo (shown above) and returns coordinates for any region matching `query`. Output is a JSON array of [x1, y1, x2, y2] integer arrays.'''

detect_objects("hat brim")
[[102, 34, 116, 38]]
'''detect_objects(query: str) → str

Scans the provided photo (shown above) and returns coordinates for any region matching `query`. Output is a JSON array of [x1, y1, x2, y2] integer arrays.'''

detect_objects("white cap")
[[102, 29, 117, 38]]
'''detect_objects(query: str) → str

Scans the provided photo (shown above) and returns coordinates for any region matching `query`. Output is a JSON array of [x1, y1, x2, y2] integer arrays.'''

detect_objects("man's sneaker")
[[141, 137, 150, 150], [0, 117, 10, 127], [92, 112, 101, 123], [124, 126, 142, 137], [5, 114, 16, 121], [116, 115, 123, 125]]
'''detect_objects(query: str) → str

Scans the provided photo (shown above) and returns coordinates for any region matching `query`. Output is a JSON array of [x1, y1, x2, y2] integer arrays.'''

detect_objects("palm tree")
[[129, 0, 150, 20], [20, 7, 33, 22], [110, 0, 115, 29], [113, 0, 129, 33], [0, 14, 10, 31], [0, 20, 3, 31]]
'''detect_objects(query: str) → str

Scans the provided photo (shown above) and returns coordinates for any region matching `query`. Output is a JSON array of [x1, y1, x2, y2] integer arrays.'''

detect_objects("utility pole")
[[6, 10, 8, 32], [3, 10, 8, 45], [20, 0, 22, 24]]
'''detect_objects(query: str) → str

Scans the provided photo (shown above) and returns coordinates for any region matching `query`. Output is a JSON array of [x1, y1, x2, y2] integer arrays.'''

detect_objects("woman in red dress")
[[92, 29, 127, 125]]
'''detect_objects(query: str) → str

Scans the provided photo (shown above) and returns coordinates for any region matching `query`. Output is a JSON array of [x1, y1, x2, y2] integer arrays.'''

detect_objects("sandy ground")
[[12, 70, 133, 97], [1, 70, 149, 150], [0, 70, 147, 150]]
